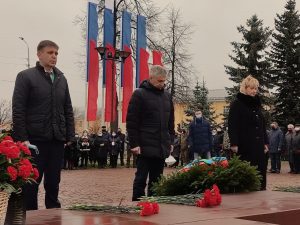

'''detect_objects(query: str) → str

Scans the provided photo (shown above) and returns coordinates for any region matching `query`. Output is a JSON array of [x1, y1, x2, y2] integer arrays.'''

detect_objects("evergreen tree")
[[269, 0, 300, 126], [186, 80, 217, 128], [224, 15, 273, 123]]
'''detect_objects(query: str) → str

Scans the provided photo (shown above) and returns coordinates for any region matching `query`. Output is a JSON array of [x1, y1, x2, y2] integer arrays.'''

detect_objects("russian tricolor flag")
[[86, 1, 99, 121], [136, 15, 149, 87], [121, 11, 133, 123], [103, 7, 117, 122]]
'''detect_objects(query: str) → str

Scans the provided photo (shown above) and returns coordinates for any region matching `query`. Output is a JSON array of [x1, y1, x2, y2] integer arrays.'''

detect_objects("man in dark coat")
[[268, 122, 284, 173], [188, 110, 213, 159], [12, 40, 75, 210], [126, 65, 175, 201], [117, 128, 126, 166], [228, 75, 268, 190]]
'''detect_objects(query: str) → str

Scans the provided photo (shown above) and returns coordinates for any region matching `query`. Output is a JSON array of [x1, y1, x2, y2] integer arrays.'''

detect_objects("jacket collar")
[[237, 92, 261, 108]]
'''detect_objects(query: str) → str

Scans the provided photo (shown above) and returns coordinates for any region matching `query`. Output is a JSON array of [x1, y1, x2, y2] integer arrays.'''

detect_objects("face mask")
[[102, 129, 106, 133], [112, 133, 116, 136], [195, 115, 202, 119], [271, 126, 276, 130], [288, 129, 293, 133], [75, 135, 79, 138], [98, 133, 103, 136]]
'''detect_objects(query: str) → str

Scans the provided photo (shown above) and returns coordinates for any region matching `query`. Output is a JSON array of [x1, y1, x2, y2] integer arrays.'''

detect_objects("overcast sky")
[[0, 0, 297, 108]]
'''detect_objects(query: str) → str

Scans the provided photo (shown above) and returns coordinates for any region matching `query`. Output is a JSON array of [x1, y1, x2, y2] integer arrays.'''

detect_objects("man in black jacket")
[[126, 65, 175, 201], [12, 40, 75, 210]]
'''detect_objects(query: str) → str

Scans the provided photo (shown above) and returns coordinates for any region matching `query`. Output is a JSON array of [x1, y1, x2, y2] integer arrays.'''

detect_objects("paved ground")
[[37, 161, 300, 209]]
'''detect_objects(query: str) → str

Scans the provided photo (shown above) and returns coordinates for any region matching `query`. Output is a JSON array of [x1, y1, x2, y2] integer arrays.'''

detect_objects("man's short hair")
[[37, 40, 59, 52], [149, 65, 167, 77]]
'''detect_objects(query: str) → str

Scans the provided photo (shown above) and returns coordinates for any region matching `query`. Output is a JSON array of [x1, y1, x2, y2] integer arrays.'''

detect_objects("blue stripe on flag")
[[136, 15, 146, 87], [121, 11, 132, 86]]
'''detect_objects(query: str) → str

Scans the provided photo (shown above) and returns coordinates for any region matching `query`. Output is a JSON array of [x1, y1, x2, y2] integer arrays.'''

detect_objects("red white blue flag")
[[86, 1, 99, 121], [103, 7, 117, 122], [136, 15, 149, 87], [121, 11, 133, 123]]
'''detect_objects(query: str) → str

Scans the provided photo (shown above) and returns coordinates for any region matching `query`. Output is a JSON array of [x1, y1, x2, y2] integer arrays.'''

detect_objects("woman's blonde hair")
[[240, 75, 259, 94]]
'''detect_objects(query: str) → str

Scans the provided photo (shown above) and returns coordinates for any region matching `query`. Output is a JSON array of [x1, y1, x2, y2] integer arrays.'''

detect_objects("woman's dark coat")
[[126, 80, 175, 159], [228, 92, 268, 189]]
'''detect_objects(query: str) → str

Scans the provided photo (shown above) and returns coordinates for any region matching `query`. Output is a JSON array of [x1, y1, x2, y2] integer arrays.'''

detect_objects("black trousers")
[[270, 152, 281, 172], [132, 156, 165, 201], [23, 140, 64, 210]]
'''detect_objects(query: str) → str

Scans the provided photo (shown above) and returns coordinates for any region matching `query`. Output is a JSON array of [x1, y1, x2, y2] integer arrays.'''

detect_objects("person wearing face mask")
[[126, 65, 175, 201], [284, 124, 296, 173], [109, 131, 121, 168], [268, 122, 284, 173], [117, 128, 126, 166], [292, 125, 300, 174], [188, 110, 213, 159], [93, 130, 109, 168], [228, 75, 269, 191]]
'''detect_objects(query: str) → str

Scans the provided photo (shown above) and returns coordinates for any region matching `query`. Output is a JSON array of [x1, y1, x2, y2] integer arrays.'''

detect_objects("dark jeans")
[[119, 150, 124, 166], [23, 140, 64, 210], [132, 156, 165, 201], [270, 152, 281, 172]]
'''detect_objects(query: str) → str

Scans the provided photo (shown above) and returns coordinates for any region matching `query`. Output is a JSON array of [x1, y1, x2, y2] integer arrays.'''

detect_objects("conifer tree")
[[186, 80, 217, 128], [224, 15, 273, 123], [269, 0, 300, 126]]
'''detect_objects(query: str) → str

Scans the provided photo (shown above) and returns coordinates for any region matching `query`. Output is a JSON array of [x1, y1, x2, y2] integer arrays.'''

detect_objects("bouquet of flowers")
[[69, 201, 160, 216], [0, 133, 39, 194]]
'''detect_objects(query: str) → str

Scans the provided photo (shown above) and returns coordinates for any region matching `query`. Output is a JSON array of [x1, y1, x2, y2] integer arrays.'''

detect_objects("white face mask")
[[195, 115, 202, 119]]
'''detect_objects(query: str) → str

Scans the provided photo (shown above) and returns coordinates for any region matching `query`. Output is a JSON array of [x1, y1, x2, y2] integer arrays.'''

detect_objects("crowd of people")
[[8, 40, 300, 210], [63, 126, 135, 170]]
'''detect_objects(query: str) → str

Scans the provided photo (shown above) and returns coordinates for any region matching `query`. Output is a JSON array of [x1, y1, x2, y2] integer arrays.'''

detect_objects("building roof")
[[208, 89, 228, 101]]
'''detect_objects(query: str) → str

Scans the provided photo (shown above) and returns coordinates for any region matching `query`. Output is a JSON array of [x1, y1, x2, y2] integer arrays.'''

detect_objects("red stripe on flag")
[[87, 40, 99, 121], [122, 46, 133, 123], [104, 44, 117, 122], [152, 50, 163, 66], [139, 48, 149, 84]]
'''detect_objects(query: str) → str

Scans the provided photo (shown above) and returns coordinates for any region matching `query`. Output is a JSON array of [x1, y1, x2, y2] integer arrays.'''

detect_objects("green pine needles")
[[152, 156, 261, 196]]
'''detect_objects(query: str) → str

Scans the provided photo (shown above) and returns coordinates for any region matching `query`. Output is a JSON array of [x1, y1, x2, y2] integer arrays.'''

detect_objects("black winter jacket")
[[126, 80, 175, 159], [12, 62, 75, 142], [228, 92, 268, 165]]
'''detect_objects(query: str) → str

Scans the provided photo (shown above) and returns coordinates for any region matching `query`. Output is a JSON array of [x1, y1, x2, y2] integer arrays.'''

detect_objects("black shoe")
[[276, 170, 280, 174]]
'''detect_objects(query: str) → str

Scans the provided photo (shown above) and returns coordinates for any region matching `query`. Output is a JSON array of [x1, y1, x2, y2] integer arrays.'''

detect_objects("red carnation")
[[19, 158, 32, 166], [220, 160, 229, 168], [2, 145, 20, 159], [152, 202, 159, 214], [138, 202, 154, 216], [7, 166, 18, 181], [32, 168, 39, 180], [17, 142, 31, 156], [3, 136, 14, 142], [18, 164, 33, 179]]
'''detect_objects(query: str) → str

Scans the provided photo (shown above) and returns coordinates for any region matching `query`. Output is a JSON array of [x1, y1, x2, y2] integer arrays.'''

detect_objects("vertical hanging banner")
[[86, 1, 99, 121], [121, 11, 133, 123], [136, 15, 149, 87], [153, 50, 163, 66], [104, 8, 116, 122]]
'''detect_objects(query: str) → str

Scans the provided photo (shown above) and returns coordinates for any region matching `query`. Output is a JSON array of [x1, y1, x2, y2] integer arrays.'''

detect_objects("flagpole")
[[84, 1, 89, 131]]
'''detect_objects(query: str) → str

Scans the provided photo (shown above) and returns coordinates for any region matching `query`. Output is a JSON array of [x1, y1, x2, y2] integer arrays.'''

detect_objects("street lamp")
[[95, 46, 131, 132], [18, 37, 30, 68]]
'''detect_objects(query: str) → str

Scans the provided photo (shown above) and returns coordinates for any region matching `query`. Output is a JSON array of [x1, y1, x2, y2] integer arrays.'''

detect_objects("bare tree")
[[73, 0, 163, 79], [0, 100, 12, 128], [150, 5, 195, 102]]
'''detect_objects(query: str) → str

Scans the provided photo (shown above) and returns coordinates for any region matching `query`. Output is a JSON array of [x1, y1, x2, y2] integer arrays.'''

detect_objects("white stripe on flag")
[[105, 0, 114, 10]]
